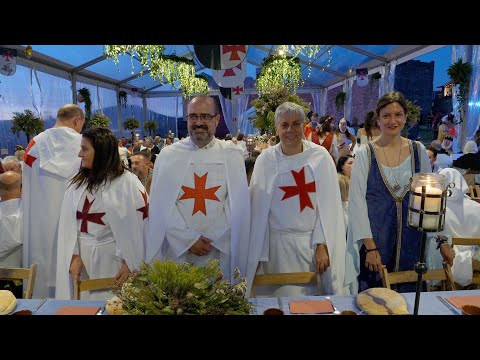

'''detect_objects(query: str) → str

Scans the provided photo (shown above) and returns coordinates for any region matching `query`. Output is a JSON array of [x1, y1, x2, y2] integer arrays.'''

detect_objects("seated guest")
[[0, 171, 23, 298], [452, 140, 480, 171], [430, 141, 452, 172], [425, 145, 438, 172], [427, 168, 480, 287]]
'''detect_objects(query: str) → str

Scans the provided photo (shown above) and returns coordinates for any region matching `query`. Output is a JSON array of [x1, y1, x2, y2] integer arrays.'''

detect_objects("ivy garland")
[[256, 55, 303, 96]]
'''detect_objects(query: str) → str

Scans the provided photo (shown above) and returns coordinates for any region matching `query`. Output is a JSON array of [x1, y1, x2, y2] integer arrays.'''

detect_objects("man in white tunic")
[[22, 104, 84, 298], [426, 168, 480, 286], [0, 171, 23, 297], [145, 95, 250, 283], [247, 102, 347, 297]]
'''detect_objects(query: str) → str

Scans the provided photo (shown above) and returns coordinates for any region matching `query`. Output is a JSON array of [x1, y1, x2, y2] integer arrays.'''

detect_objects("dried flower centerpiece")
[[113, 259, 254, 315]]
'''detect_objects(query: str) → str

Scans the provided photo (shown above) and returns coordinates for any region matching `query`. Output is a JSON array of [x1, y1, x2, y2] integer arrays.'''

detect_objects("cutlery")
[[96, 306, 105, 315], [436, 296, 459, 315], [325, 296, 340, 315]]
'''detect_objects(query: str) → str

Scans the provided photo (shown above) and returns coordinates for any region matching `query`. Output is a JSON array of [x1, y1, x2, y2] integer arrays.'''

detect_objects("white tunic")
[[248, 140, 347, 296], [22, 127, 82, 298], [0, 198, 22, 267]]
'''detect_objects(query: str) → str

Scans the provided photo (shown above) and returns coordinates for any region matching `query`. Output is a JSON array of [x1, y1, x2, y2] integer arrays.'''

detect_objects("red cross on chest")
[[278, 167, 316, 212]]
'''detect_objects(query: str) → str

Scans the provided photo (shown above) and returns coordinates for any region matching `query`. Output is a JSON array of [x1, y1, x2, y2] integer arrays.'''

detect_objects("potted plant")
[[143, 120, 158, 137], [119, 90, 127, 108], [90, 112, 111, 128], [335, 92, 346, 112], [11, 109, 44, 143], [77, 87, 92, 123], [447, 58, 473, 124], [124, 117, 140, 144]]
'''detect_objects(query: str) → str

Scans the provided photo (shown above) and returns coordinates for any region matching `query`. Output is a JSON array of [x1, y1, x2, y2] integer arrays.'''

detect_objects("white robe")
[[55, 171, 147, 300], [0, 198, 22, 267], [247, 140, 347, 296], [22, 127, 82, 298], [426, 168, 480, 286], [145, 137, 250, 284]]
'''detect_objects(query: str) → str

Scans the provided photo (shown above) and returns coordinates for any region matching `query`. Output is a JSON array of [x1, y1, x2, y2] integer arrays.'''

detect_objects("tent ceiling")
[[3, 44, 439, 96]]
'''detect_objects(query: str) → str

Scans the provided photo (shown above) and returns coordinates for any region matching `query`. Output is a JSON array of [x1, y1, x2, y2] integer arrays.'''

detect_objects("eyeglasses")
[[186, 113, 217, 122]]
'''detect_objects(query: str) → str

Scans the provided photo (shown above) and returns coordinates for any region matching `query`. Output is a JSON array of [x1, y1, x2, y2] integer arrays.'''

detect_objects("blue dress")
[[357, 140, 422, 293]]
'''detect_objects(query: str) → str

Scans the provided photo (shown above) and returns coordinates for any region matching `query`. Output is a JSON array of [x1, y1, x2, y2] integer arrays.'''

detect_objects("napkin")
[[54, 306, 101, 315], [446, 295, 480, 309], [289, 300, 334, 314]]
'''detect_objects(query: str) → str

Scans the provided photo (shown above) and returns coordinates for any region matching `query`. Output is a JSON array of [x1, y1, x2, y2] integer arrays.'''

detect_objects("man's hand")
[[189, 236, 213, 256], [440, 244, 455, 266], [115, 260, 132, 286], [315, 244, 330, 274], [69, 255, 84, 281]]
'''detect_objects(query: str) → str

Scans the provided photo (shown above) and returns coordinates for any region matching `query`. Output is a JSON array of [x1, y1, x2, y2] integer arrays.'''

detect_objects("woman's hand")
[[315, 244, 330, 274], [440, 244, 455, 266], [69, 255, 84, 281], [115, 260, 132, 286], [365, 249, 384, 277]]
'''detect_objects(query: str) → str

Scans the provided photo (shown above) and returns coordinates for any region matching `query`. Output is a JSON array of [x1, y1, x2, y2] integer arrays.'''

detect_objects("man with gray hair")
[[1, 156, 21, 173], [247, 101, 347, 297], [145, 95, 251, 283], [22, 104, 84, 298], [0, 171, 23, 297]]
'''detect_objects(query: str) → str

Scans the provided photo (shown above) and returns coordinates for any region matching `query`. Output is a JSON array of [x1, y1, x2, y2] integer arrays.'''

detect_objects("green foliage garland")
[[77, 87, 92, 123], [124, 117, 140, 143], [113, 259, 254, 315], [447, 58, 473, 124], [335, 92, 346, 112], [256, 55, 303, 96], [11, 109, 44, 143]]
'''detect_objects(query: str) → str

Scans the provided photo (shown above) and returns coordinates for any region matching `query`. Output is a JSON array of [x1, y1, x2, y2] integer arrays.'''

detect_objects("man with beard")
[[145, 95, 251, 283]]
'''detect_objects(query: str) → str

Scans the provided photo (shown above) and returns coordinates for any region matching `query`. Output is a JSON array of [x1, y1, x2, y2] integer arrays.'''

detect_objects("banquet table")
[[8, 289, 480, 315]]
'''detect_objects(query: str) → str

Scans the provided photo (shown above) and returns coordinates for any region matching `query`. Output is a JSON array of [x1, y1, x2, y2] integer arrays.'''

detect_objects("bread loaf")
[[105, 296, 127, 315], [356, 287, 409, 315], [0, 290, 17, 315]]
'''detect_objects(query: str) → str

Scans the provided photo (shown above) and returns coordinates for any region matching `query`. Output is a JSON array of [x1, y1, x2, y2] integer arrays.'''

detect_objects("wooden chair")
[[73, 277, 116, 300], [468, 185, 480, 203], [0, 264, 37, 299], [382, 261, 456, 291], [250, 271, 317, 298], [451, 237, 480, 287]]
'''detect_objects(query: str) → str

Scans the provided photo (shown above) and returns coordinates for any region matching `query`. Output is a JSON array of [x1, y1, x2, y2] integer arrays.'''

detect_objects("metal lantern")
[[407, 173, 449, 232]]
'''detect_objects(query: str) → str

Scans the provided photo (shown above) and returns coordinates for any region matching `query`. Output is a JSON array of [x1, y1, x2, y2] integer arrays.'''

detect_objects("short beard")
[[189, 125, 213, 144]]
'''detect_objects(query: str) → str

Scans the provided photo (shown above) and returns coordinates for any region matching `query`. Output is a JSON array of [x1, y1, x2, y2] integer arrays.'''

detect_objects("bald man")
[[22, 104, 85, 298], [0, 171, 23, 297]]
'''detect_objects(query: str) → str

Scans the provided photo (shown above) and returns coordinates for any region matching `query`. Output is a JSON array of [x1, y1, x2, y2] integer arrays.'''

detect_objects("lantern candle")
[[410, 185, 442, 230]]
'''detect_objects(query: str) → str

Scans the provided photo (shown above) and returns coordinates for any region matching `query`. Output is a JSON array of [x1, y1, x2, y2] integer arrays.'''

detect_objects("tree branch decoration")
[[77, 87, 92, 124], [11, 109, 44, 143], [335, 92, 346, 112], [256, 55, 304, 96], [250, 87, 310, 134], [90, 112, 111, 128], [447, 58, 473, 125], [104, 45, 166, 76]]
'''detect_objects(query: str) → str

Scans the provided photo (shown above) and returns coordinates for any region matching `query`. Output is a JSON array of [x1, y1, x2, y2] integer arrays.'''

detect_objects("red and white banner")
[[194, 45, 248, 70], [220, 83, 245, 100], [0, 47, 17, 76], [356, 68, 368, 87], [212, 62, 246, 88]]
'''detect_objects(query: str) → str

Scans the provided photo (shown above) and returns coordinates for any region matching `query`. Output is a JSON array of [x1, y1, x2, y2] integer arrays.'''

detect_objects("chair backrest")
[[468, 185, 480, 201], [250, 272, 317, 298], [382, 261, 456, 291], [73, 277, 116, 300], [0, 264, 37, 299], [451, 237, 480, 285]]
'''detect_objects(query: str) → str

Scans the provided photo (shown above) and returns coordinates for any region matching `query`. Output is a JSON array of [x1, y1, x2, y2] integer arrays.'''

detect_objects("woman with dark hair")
[[356, 111, 381, 146], [309, 115, 338, 164], [344, 91, 450, 294], [55, 127, 147, 300], [337, 154, 355, 228]]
